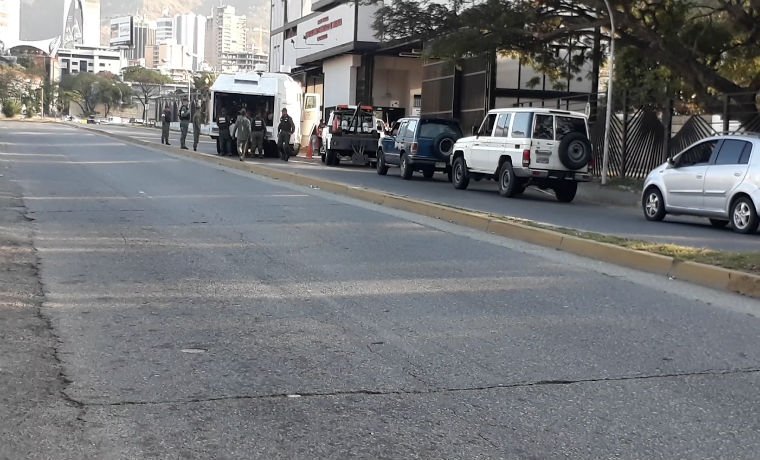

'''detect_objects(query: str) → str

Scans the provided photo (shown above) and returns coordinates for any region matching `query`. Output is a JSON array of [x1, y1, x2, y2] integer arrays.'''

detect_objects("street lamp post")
[[601, 0, 615, 186]]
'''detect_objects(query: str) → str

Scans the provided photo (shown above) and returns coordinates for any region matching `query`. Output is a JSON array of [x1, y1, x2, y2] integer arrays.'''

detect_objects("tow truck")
[[320, 105, 383, 167]]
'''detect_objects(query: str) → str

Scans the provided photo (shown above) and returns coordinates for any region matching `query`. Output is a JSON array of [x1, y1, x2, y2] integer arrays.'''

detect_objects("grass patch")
[[506, 218, 760, 275]]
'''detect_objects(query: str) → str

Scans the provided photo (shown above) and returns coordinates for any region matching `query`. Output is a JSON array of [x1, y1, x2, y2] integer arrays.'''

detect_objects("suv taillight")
[[411, 142, 418, 154], [522, 149, 531, 167]]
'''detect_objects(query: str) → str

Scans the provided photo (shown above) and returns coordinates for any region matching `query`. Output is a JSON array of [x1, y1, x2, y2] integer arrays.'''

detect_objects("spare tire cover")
[[558, 132, 592, 170]]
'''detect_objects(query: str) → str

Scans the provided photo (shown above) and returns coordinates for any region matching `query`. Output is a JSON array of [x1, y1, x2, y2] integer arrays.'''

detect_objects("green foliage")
[[372, 0, 760, 114], [193, 72, 217, 100], [2, 100, 21, 118], [122, 66, 172, 119]]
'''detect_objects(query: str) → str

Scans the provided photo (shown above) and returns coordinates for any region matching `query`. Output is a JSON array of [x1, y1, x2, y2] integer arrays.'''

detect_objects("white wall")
[[323, 54, 360, 108], [372, 56, 422, 114]]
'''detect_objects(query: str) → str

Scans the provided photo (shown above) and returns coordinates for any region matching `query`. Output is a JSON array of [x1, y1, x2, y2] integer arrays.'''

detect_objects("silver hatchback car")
[[641, 133, 760, 234]]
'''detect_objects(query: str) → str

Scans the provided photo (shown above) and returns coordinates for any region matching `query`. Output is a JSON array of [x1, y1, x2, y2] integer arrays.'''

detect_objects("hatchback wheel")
[[731, 196, 759, 234], [452, 157, 469, 190], [643, 187, 666, 221]]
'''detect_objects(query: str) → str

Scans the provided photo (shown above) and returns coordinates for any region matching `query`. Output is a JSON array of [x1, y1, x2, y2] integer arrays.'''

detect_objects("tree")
[[96, 72, 133, 118], [193, 72, 217, 101], [122, 66, 171, 120], [371, 0, 760, 117], [59, 72, 102, 116]]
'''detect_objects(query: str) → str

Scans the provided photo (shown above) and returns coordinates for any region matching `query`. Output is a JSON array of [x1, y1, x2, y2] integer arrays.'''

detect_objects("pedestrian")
[[179, 101, 191, 150], [251, 111, 266, 158], [277, 108, 295, 162], [217, 108, 232, 156], [192, 108, 204, 151], [161, 104, 172, 145], [232, 109, 251, 161]]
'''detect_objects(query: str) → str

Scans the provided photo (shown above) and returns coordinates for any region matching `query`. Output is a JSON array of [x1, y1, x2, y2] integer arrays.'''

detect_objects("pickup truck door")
[[469, 114, 497, 172]]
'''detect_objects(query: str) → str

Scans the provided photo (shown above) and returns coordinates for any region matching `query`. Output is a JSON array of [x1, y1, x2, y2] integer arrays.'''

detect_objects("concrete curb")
[[76, 123, 760, 300]]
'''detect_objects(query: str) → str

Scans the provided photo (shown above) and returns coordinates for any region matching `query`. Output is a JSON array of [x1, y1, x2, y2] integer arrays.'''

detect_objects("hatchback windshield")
[[419, 121, 462, 139]]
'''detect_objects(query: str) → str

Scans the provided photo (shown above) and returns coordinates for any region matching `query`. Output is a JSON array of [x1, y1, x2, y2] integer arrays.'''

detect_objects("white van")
[[208, 70, 305, 156], [451, 108, 593, 203]]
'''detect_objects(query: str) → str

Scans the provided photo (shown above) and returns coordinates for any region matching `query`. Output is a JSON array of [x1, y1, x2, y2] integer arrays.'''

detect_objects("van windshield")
[[419, 121, 462, 139], [555, 116, 587, 139]]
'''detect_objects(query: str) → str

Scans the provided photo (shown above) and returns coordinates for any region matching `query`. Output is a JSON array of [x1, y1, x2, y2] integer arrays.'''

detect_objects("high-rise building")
[[206, 5, 247, 71], [0, 0, 21, 47], [155, 17, 174, 44], [80, 0, 100, 46], [174, 13, 206, 71], [126, 20, 156, 61]]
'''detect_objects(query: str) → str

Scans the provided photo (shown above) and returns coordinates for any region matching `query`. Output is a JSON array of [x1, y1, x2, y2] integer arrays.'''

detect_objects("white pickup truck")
[[450, 108, 593, 203]]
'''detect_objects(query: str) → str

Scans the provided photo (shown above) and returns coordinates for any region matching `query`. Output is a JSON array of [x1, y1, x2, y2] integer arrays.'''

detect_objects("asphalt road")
[[2, 121, 760, 459], [91, 123, 760, 253]]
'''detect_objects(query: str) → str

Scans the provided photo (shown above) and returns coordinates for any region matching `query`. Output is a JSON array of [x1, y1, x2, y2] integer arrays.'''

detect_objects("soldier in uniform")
[[232, 109, 252, 161], [217, 108, 232, 155], [179, 101, 191, 150], [251, 112, 266, 158], [161, 104, 172, 145], [277, 108, 295, 162], [192, 108, 204, 151]]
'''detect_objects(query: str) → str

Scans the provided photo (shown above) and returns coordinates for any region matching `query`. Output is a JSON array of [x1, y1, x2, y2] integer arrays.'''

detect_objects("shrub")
[[2, 100, 21, 118]]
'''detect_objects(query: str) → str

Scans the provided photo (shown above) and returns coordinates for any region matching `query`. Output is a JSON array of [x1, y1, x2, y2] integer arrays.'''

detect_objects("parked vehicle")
[[641, 133, 760, 234], [208, 67, 310, 156], [450, 108, 593, 203], [377, 117, 462, 179], [321, 105, 381, 166]]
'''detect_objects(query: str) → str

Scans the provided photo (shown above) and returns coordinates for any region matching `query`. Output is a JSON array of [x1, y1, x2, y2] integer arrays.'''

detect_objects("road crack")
[[68, 365, 760, 408]]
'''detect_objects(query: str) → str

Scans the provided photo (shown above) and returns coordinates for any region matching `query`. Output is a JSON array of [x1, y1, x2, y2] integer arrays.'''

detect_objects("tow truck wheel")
[[326, 149, 338, 166]]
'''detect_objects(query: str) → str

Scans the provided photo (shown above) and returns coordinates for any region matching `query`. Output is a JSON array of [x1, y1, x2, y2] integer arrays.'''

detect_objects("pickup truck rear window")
[[556, 116, 588, 139]]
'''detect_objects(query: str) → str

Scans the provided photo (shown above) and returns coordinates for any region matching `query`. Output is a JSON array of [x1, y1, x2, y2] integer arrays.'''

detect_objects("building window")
[[285, 27, 297, 39]]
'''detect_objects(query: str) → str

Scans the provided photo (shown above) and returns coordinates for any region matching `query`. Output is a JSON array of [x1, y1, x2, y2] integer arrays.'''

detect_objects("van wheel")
[[731, 196, 759, 234], [498, 162, 517, 197], [452, 157, 469, 190], [554, 182, 578, 203], [377, 149, 389, 175], [400, 153, 413, 180]]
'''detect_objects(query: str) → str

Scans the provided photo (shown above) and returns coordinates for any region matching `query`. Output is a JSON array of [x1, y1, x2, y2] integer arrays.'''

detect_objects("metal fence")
[[515, 91, 760, 179]]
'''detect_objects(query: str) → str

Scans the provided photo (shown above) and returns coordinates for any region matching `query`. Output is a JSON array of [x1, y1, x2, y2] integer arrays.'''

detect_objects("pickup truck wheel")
[[558, 133, 592, 170], [376, 149, 389, 175], [400, 153, 413, 180], [554, 181, 578, 203], [452, 157, 469, 190], [498, 162, 517, 197], [423, 168, 435, 179]]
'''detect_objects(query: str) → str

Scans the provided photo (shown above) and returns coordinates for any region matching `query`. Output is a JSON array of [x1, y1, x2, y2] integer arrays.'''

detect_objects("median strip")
[[75, 123, 760, 300]]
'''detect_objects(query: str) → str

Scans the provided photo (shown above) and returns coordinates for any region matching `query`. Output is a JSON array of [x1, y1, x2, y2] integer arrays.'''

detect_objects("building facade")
[[56, 45, 121, 79], [0, 0, 21, 47], [206, 5, 247, 71], [174, 13, 206, 71], [155, 17, 174, 44], [219, 49, 268, 73], [125, 20, 156, 62]]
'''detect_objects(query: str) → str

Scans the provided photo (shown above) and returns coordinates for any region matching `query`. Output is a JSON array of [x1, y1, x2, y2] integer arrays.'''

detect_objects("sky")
[[19, 0, 64, 41]]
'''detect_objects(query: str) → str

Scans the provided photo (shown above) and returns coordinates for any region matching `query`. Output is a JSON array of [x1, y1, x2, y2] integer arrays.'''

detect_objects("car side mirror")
[[667, 157, 676, 168], [471, 125, 479, 136]]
